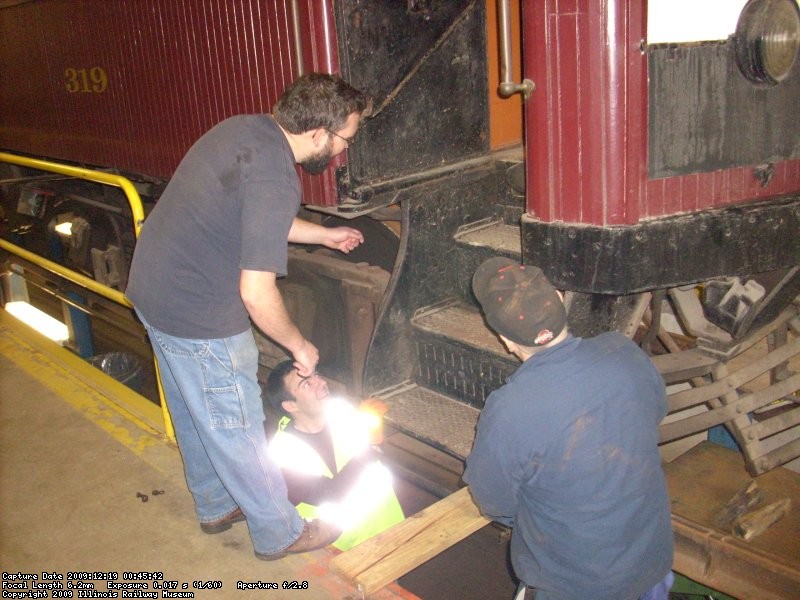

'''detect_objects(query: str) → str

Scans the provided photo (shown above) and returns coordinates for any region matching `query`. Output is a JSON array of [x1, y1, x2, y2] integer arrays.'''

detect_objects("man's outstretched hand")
[[322, 226, 364, 254]]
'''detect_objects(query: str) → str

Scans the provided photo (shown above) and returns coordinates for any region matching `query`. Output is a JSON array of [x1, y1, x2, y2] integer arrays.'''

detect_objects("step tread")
[[412, 302, 509, 358], [454, 221, 521, 255], [378, 385, 479, 460]]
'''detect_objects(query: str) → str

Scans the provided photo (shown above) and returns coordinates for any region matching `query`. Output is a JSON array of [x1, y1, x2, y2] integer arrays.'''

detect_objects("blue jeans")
[[639, 571, 674, 600], [515, 571, 674, 600], [138, 312, 303, 554]]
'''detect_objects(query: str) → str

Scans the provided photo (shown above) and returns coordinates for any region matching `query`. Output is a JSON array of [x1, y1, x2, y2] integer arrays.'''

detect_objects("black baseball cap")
[[472, 257, 567, 346]]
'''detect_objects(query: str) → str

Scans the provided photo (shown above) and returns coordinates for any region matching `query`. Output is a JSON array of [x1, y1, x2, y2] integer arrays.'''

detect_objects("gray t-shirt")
[[126, 115, 300, 338]]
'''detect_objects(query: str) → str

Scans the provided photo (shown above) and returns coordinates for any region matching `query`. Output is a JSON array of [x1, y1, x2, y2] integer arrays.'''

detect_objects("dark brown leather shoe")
[[255, 519, 341, 561], [200, 507, 245, 534]]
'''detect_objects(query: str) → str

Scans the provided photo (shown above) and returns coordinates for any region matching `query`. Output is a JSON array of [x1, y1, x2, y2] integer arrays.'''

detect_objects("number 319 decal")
[[64, 67, 108, 93]]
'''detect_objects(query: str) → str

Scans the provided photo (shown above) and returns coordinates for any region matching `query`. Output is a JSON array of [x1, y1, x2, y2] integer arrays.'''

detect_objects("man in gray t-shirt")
[[126, 73, 369, 560]]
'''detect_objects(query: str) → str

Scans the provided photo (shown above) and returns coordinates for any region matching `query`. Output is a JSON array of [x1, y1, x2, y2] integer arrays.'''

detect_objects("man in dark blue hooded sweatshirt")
[[464, 257, 674, 600]]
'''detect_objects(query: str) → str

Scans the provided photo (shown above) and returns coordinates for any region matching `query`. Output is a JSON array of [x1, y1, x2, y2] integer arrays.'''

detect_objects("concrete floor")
[[0, 310, 416, 600]]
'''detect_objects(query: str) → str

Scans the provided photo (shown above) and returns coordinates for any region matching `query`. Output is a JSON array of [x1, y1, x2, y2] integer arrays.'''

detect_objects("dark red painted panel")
[[0, 0, 340, 206], [523, 0, 800, 227], [524, 0, 648, 227], [525, 0, 552, 223], [644, 159, 800, 218], [681, 174, 699, 214], [557, 12, 582, 224]]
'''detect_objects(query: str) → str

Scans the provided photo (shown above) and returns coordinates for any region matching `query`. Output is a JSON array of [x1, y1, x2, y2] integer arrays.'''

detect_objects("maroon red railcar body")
[[3, 0, 798, 226], [0, 0, 341, 206], [524, 0, 800, 226]]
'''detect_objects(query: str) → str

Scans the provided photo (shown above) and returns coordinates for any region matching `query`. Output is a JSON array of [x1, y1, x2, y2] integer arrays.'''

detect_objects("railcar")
[[3, 1, 800, 595], [2, 0, 800, 478]]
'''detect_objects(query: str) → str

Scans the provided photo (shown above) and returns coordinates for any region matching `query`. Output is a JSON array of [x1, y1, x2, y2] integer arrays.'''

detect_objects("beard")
[[300, 141, 335, 175]]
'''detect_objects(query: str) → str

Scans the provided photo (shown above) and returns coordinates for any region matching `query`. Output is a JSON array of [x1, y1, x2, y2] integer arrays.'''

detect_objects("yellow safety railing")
[[0, 152, 145, 236], [0, 151, 174, 440]]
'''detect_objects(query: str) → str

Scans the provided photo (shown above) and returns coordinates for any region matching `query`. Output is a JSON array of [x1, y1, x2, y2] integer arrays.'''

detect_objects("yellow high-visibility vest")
[[270, 398, 404, 551]]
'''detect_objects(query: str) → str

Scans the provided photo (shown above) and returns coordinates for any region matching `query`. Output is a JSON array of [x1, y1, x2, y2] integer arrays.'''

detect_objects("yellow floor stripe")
[[1, 311, 167, 457]]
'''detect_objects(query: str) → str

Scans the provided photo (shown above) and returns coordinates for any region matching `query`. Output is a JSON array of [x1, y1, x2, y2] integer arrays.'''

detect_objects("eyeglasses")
[[326, 129, 356, 147]]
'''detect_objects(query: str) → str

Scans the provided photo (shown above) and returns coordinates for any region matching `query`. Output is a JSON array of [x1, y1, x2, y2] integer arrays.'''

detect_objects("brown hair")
[[273, 73, 369, 134]]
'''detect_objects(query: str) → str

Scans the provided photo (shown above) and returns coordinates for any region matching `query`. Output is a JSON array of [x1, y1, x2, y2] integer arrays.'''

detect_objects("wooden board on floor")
[[329, 486, 490, 595], [665, 441, 800, 600]]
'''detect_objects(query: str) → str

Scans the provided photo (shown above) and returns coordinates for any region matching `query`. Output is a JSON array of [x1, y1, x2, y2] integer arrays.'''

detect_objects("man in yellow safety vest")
[[264, 360, 405, 551]]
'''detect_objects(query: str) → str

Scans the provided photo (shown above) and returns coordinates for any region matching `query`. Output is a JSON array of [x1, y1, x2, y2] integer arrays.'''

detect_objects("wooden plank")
[[659, 405, 733, 443], [651, 349, 717, 384], [330, 487, 475, 577], [752, 437, 800, 474], [747, 400, 800, 440], [329, 487, 490, 595]]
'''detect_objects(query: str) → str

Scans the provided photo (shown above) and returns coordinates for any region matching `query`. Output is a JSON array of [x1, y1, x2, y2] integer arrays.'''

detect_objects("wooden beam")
[[651, 349, 717, 384], [329, 487, 490, 595]]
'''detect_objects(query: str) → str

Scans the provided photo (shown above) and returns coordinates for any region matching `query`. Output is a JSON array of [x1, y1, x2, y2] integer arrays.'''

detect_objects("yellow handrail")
[[0, 151, 145, 237], [0, 238, 129, 306], [0, 151, 174, 441]]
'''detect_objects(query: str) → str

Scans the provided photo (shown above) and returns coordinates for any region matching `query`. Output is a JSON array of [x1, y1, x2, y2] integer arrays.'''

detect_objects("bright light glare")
[[4, 301, 69, 343], [648, 0, 748, 43], [54, 221, 73, 236]]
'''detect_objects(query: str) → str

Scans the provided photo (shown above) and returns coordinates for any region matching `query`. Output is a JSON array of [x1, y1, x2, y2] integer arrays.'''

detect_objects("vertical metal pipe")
[[291, 0, 305, 76], [497, 0, 513, 86], [497, 0, 534, 99]]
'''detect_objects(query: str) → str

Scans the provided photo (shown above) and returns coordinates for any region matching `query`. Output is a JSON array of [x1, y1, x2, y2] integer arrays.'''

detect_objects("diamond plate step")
[[412, 301, 518, 408], [454, 218, 521, 257], [377, 383, 480, 460], [413, 301, 507, 355]]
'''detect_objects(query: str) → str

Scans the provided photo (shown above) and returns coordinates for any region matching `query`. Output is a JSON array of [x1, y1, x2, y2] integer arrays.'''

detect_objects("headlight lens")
[[734, 0, 800, 86]]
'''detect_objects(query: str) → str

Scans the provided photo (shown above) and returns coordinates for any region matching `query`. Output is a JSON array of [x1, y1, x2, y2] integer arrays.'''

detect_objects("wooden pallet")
[[655, 307, 800, 475]]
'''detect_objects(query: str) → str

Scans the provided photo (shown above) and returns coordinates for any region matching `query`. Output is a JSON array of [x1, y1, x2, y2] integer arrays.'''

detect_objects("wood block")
[[733, 498, 792, 541], [714, 480, 765, 530]]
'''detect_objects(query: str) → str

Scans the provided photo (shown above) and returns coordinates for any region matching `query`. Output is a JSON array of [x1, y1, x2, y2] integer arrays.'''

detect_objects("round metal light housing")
[[734, 0, 800, 86]]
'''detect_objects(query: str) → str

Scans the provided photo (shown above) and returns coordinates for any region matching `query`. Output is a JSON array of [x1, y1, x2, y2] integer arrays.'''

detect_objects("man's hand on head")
[[293, 339, 319, 377]]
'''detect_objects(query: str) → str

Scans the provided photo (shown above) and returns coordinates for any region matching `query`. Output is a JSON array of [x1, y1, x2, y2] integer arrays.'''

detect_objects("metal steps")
[[373, 302, 520, 460], [374, 211, 525, 460], [453, 218, 521, 258], [376, 382, 480, 460], [412, 301, 518, 408], [412, 300, 507, 355]]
